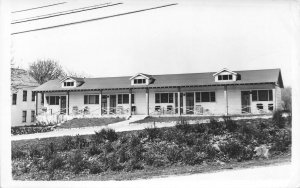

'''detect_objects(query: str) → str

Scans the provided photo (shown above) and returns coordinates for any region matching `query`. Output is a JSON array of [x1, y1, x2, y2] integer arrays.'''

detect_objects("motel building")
[[33, 68, 284, 120]]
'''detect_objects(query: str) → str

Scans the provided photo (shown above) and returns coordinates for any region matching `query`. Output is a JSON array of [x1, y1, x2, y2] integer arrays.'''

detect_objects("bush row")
[[12, 111, 291, 180]]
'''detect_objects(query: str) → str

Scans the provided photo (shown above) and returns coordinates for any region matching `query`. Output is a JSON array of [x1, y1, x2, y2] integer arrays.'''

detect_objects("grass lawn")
[[56, 152, 292, 181], [57, 117, 126, 129], [132, 114, 271, 124]]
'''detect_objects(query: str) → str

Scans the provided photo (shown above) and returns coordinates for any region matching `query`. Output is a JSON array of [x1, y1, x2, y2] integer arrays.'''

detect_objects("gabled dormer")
[[130, 73, 154, 86], [60, 77, 84, 88], [213, 68, 239, 82]]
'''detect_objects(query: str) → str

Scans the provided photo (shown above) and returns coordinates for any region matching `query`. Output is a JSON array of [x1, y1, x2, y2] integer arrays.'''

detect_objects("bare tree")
[[11, 58, 22, 93], [281, 87, 292, 112], [65, 69, 92, 78], [28, 59, 66, 84]]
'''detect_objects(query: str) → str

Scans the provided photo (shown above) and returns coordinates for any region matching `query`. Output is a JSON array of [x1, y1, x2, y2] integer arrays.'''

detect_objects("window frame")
[[195, 92, 216, 102], [133, 79, 146, 85], [22, 111, 27, 123], [23, 90, 27, 101], [46, 96, 60, 105], [155, 93, 174, 104], [252, 90, 273, 102], [218, 74, 233, 81], [31, 91, 35, 101], [12, 93, 17, 105], [31, 110, 35, 122], [84, 95, 99, 105]]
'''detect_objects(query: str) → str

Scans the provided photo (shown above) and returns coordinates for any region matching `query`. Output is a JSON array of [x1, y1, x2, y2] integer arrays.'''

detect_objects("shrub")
[[104, 153, 123, 171], [11, 147, 27, 159], [74, 135, 89, 149], [175, 117, 192, 133], [48, 154, 65, 172], [68, 150, 87, 174], [88, 143, 102, 156], [92, 128, 118, 144], [181, 147, 204, 165], [89, 162, 104, 174], [273, 110, 285, 128], [204, 144, 217, 159], [60, 136, 75, 151], [144, 126, 162, 140], [271, 129, 291, 152], [41, 142, 57, 161], [223, 116, 238, 132], [165, 144, 182, 163], [238, 123, 259, 138], [28, 145, 43, 159], [207, 119, 224, 135], [193, 123, 207, 134], [11, 125, 53, 135], [219, 139, 250, 160]]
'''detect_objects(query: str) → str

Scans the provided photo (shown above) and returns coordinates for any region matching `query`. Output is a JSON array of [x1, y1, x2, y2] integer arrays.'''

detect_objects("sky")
[[8, 0, 300, 86]]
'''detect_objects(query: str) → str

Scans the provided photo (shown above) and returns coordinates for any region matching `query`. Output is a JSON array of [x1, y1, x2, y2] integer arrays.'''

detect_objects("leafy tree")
[[281, 87, 292, 112], [28, 59, 65, 84]]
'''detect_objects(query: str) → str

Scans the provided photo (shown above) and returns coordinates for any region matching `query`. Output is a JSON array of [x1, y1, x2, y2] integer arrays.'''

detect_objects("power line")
[[11, 2, 67, 13], [11, 3, 177, 35], [12, 3, 123, 24]]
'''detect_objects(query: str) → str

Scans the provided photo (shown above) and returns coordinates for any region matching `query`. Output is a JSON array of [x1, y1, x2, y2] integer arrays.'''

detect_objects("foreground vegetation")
[[12, 111, 291, 180]]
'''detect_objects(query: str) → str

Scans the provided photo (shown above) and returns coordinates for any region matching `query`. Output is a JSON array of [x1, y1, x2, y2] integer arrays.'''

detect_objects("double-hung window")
[[31, 110, 35, 122], [22, 111, 27, 122], [155, 93, 173, 103], [12, 93, 17, 105], [23, 90, 27, 101], [46, 96, 60, 105], [31, 91, 35, 101], [84, 95, 99, 104], [118, 94, 135, 104], [195, 92, 216, 102], [252, 90, 273, 101]]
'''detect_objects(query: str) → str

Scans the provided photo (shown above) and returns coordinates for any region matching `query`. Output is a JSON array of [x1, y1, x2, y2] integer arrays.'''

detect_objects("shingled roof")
[[33, 68, 283, 92]]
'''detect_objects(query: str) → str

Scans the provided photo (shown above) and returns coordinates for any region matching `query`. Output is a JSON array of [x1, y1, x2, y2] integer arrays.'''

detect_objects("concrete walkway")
[[7, 163, 297, 188], [11, 115, 149, 141], [11, 115, 272, 141]]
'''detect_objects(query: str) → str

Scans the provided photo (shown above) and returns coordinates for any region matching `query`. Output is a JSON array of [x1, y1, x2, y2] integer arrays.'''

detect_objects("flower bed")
[[11, 112, 291, 180]]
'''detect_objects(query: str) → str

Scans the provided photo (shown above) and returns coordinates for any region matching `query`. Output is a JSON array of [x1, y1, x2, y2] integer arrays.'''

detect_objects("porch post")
[[67, 91, 70, 115], [224, 85, 228, 115], [129, 89, 132, 116], [273, 87, 276, 111], [107, 95, 110, 115], [177, 87, 181, 115], [146, 88, 149, 116], [35, 92, 38, 116], [99, 90, 102, 116]]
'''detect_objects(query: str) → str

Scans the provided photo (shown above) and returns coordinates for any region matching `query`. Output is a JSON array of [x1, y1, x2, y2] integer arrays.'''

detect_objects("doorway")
[[60, 96, 66, 114], [186, 92, 194, 114], [109, 95, 116, 114], [241, 91, 251, 113]]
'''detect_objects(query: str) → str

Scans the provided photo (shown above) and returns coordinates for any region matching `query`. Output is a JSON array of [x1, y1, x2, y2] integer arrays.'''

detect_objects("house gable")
[[213, 68, 239, 82]]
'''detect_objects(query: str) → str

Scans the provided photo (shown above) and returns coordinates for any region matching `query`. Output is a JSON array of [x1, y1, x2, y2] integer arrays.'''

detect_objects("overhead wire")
[[11, 2, 67, 13], [12, 2, 123, 24], [11, 3, 177, 35]]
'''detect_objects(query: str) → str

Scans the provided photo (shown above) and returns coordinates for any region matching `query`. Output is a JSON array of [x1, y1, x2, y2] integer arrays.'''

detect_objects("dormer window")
[[213, 68, 238, 82], [218, 75, 233, 81], [61, 77, 84, 88], [64, 82, 74, 87], [130, 73, 154, 86], [134, 79, 146, 84]]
